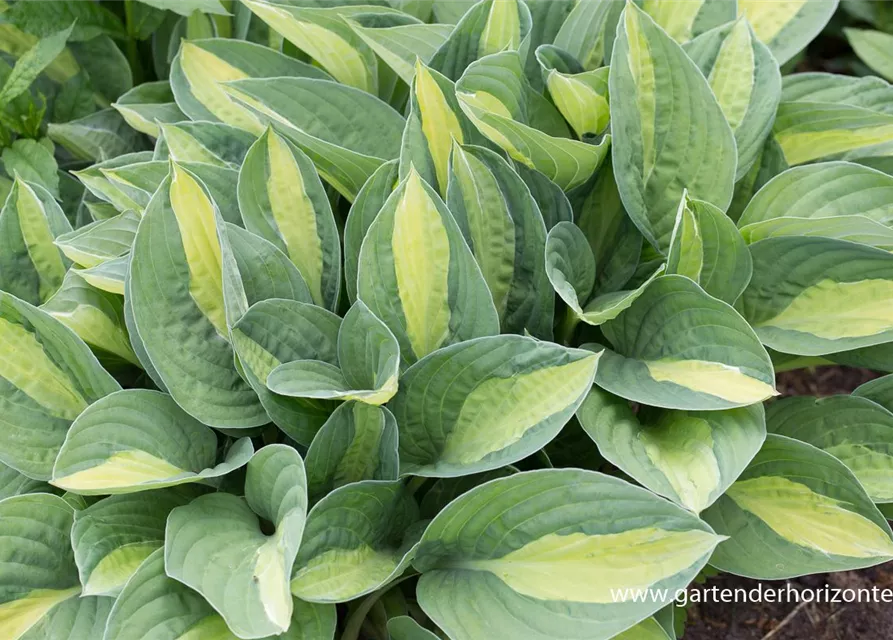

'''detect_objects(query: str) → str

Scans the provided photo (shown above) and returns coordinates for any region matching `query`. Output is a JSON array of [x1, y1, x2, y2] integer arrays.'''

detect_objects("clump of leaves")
[[3, 1, 893, 639]]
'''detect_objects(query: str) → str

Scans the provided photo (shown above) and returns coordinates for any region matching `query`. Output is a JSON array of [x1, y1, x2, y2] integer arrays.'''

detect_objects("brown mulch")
[[683, 366, 893, 640]]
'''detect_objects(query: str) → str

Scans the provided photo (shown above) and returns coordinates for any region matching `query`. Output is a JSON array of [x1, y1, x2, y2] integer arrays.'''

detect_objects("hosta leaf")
[[846, 28, 893, 82], [738, 0, 838, 64], [855, 373, 893, 412], [53, 209, 138, 268], [456, 50, 610, 191], [51, 389, 253, 495], [344, 159, 398, 303], [348, 17, 453, 85], [612, 616, 674, 640], [447, 143, 553, 338], [665, 194, 752, 304], [128, 164, 267, 428], [412, 469, 723, 640], [739, 162, 893, 227], [47, 109, 147, 163], [105, 548, 336, 640], [781, 72, 893, 113], [740, 214, 893, 247], [0, 178, 72, 305], [0, 461, 53, 500], [40, 271, 137, 365], [640, 0, 736, 43], [133, 0, 228, 17], [72, 151, 154, 214], [387, 616, 439, 640], [768, 395, 893, 503], [545, 220, 596, 316], [391, 334, 599, 477], [74, 256, 128, 296], [157, 121, 254, 168], [727, 136, 789, 222], [223, 76, 405, 201], [0, 293, 119, 480], [18, 595, 112, 640], [2, 139, 60, 199], [738, 236, 893, 356], [552, 0, 623, 69], [401, 60, 486, 197], [685, 18, 782, 180], [166, 445, 308, 638], [539, 56, 610, 140], [703, 434, 893, 579], [238, 128, 341, 310], [577, 387, 766, 513], [429, 0, 532, 80], [610, 3, 736, 252], [357, 168, 498, 365], [419, 468, 516, 519], [71, 488, 199, 596], [240, 1, 390, 95], [268, 301, 400, 405], [231, 299, 341, 445], [595, 275, 776, 410], [290, 480, 418, 603], [112, 81, 185, 138], [0, 494, 80, 640], [305, 402, 399, 503], [170, 38, 329, 134], [576, 158, 643, 295]]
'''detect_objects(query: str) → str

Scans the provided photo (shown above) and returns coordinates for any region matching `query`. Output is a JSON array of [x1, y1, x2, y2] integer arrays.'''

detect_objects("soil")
[[683, 366, 893, 640]]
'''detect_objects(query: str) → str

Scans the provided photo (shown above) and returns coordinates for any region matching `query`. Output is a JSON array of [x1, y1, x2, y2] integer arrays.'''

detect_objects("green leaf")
[[40, 271, 137, 365], [781, 72, 893, 113], [112, 81, 185, 138], [170, 38, 330, 134], [348, 17, 453, 85], [291, 480, 418, 603], [223, 76, 405, 201], [391, 334, 599, 476], [429, 0, 532, 81], [387, 616, 440, 640], [48, 110, 147, 163], [456, 50, 610, 191], [0, 292, 120, 480], [768, 395, 893, 504], [157, 120, 255, 168], [412, 469, 723, 640], [846, 28, 893, 82], [51, 389, 252, 495], [133, 0, 229, 16], [545, 220, 596, 316], [105, 548, 336, 640], [539, 56, 610, 140], [665, 193, 752, 304], [738, 236, 893, 356], [238, 128, 341, 310], [128, 164, 268, 428], [738, 0, 838, 64], [2, 139, 59, 198], [703, 434, 893, 579], [5, 1, 126, 43], [53, 209, 138, 269], [18, 595, 112, 640], [357, 168, 499, 365], [305, 401, 399, 503], [577, 387, 766, 513], [447, 143, 553, 338], [344, 159, 398, 303], [268, 301, 400, 406], [71, 488, 200, 596], [74, 256, 128, 296], [71, 151, 153, 213], [685, 18, 782, 179], [0, 493, 80, 640], [594, 275, 777, 410], [640, 0, 736, 43], [0, 461, 53, 501], [609, 3, 736, 252], [0, 178, 72, 305], [552, 0, 623, 69], [166, 445, 308, 638], [0, 23, 73, 108], [231, 299, 341, 445]]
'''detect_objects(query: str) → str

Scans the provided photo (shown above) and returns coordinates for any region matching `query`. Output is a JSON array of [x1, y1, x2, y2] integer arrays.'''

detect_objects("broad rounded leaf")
[[112, 81, 185, 138], [53, 209, 138, 269], [390, 334, 599, 477], [738, 0, 838, 64], [703, 434, 893, 579], [412, 469, 723, 640], [19, 595, 112, 640], [51, 389, 253, 495], [595, 275, 777, 410]]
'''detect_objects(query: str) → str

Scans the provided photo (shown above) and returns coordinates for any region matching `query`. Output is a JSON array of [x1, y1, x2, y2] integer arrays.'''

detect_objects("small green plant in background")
[[3, 1, 893, 639]]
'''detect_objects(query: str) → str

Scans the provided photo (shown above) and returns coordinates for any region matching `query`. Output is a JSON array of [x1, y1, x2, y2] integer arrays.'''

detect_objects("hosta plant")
[[3, 1, 893, 639]]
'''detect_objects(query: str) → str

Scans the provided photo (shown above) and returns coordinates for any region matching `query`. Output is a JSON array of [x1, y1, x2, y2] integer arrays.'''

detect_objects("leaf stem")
[[557, 306, 580, 346], [123, 0, 144, 85], [340, 574, 417, 640]]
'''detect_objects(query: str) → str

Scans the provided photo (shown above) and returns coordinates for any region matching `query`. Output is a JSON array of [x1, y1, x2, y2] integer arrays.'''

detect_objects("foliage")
[[2, 1, 893, 639]]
